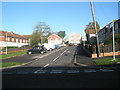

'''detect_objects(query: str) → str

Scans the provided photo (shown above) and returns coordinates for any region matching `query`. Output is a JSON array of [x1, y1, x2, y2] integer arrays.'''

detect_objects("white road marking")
[[67, 70, 80, 73], [60, 49, 68, 56], [53, 56, 59, 62], [34, 64, 49, 74], [84, 69, 96, 72], [100, 69, 114, 72], [50, 70, 63, 74], [33, 47, 68, 74]]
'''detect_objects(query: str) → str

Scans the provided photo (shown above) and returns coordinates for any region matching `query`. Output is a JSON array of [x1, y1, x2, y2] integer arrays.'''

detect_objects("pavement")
[[74, 45, 96, 67], [74, 45, 120, 69]]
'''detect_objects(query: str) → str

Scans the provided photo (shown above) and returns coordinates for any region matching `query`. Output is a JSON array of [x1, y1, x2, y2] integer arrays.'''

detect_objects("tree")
[[85, 21, 100, 30], [30, 30, 40, 47], [30, 22, 52, 46], [57, 31, 66, 39]]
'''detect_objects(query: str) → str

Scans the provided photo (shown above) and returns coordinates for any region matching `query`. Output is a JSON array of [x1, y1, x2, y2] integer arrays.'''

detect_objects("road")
[[2, 46, 120, 88]]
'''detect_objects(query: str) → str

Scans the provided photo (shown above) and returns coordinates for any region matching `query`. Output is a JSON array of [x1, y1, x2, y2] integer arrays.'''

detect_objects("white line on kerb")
[[34, 64, 49, 74], [53, 56, 59, 62]]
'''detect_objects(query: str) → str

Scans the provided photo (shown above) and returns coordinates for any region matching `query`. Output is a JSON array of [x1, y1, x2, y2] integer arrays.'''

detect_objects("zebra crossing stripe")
[[50, 70, 63, 74], [84, 69, 96, 72], [100, 69, 114, 72], [67, 70, 80, 73]]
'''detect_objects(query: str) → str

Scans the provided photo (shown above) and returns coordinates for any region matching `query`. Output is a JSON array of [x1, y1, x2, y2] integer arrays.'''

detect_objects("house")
[[22, 35, 31, 45], [98, 19, 120, 44], [68, 32, 81, 45], [47, 34, 62, 45], [0, 30, 31, 47]]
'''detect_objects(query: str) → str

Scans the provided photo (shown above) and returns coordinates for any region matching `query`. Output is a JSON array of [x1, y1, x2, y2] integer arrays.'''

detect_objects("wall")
[[92, 52, 120, 58]]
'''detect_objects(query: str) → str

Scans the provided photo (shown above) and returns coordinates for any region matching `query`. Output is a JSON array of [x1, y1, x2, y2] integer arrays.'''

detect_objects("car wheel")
[[28, 52, 31, 54], [41, 51, 44, 54]]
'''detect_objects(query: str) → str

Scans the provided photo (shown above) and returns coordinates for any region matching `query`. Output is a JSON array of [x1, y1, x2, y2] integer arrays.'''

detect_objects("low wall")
[[0, 49, 30, 54], [92, 51, 120, 58]]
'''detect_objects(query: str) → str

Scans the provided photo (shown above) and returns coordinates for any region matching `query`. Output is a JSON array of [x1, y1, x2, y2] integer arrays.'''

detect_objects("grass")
[[0, 51, 27, 59], [93, 58, 120, 65], [0, 62, 25, 68]]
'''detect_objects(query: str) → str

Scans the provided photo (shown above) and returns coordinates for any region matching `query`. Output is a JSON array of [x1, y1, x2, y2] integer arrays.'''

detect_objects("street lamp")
[[5, 31, 8, 54], [112, 21, 115, 60], [80, 25, 86, 46]]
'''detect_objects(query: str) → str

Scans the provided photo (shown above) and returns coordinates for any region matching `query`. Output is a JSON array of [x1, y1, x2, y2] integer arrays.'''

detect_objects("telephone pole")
[[90, 0, 101, 57]]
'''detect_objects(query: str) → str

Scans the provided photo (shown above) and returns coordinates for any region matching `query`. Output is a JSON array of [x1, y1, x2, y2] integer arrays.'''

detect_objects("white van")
[[43, 43, 55, 51]]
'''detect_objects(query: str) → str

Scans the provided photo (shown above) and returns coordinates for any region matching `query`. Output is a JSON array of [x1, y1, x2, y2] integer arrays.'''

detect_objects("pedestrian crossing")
[[2, 68, 118, 74]]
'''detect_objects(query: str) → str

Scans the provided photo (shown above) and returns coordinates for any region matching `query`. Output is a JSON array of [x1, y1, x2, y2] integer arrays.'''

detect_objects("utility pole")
[[112, 21, 115, 60], [6, 31, 8, 54], [90, 0, 101, 57]]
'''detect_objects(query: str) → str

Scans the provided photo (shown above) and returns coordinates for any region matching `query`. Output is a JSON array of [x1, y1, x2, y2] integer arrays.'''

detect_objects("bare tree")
[[30, 22, 52, 46]]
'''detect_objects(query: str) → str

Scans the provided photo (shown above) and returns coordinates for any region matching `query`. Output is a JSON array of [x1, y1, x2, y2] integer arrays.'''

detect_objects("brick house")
[[47, 34, 62, 45], [0, 31, 31, 47]]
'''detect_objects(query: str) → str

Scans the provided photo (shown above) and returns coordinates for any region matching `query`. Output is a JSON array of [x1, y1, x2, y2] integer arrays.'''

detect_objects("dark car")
[[27, 46, 47, 54]]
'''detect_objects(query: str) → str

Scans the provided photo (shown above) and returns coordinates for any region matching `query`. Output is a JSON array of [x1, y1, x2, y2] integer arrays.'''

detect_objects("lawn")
[[1, 62, 25, 68], [93, 58, 120, 65], [0, 51, 27, 59]]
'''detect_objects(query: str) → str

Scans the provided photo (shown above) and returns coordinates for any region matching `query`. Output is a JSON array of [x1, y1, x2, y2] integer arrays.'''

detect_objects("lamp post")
[[112, 21, 115, 60], [6, 31, 8, 54], [80, 25, 86, 46]]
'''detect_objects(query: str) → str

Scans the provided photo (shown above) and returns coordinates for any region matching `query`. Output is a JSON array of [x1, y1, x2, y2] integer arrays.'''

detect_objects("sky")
[[1, 1, 119, 38]]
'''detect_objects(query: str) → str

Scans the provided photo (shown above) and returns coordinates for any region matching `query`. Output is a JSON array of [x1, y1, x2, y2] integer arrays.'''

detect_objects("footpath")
[[73, 45, 96, 67], [73, 45, 120, 69]]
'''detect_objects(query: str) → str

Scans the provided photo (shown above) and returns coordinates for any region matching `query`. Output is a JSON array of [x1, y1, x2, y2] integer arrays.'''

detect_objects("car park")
[[27, 46, 47, 54]]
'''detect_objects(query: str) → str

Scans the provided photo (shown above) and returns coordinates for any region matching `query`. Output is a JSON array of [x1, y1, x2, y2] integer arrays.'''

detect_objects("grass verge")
[[0, 62, 24, 68], [0, 51, 27, 59], [93, 58, 120, 65], [0, 62, 25, 68]]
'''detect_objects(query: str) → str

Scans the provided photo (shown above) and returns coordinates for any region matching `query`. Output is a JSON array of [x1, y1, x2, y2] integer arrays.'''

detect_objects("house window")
[[12, 38, 14, 42], [118, 20, 120, 28], [20, 39, 22, 43], [56, 38, 58, 40], [16, 39, 18, 43], [7, 37, 10, 41]]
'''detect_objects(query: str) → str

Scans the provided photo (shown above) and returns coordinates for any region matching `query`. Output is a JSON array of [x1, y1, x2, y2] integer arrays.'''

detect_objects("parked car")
[[43, 43, 55, 51], [49, 43, 55, 50], [27, 46, 47, 54], [55, 45, 60, 49], [43, 43, 51, 51]]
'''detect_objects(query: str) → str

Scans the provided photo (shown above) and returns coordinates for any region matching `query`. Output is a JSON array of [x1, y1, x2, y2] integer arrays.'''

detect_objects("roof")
[[85, 29, 100, 34], [22, 35, 31, 39], [47, 34, 62, 40], [0, 30, 31, 39]]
